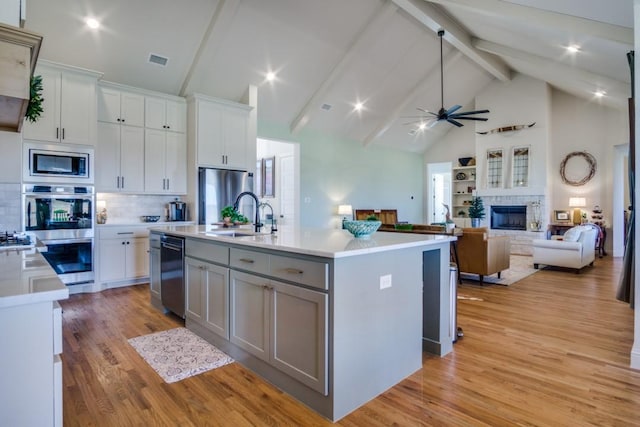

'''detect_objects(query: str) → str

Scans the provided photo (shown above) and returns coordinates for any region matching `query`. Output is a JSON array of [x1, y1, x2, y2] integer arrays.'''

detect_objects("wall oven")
[[24, 142, 94, 184], [23, 184, 94, 285]]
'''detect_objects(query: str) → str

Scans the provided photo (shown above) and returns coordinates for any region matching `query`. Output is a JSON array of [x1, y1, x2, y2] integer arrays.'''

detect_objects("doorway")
[[614, 143, 630, 257], [426, 162, 452, 224]]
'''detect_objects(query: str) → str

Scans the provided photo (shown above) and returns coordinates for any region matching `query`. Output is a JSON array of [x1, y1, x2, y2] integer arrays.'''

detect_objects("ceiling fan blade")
[[416, 107, 438, 116], [402, 119, 425, 125], [450, 109, 490, 116], [452, 116, 489, 122], [445, 105, 462, 115], [447, 118, 464, 127]]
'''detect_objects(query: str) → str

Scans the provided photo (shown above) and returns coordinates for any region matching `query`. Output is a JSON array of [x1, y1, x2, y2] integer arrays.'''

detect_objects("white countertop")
[[97, 220, 194, 227], [150, 225, 455, 258], [0, 248, 69, 308]]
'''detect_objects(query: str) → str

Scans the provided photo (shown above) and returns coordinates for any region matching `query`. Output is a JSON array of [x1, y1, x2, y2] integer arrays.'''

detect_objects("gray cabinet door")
[[270, 280, 328, 395], [204, 263, 229, 339], [149, 247, 161, 300], [185, 257, 204, 322], [229, 270, 269, 361]]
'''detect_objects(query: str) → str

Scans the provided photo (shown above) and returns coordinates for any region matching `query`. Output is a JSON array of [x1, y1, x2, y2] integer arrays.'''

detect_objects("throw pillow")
[[562, 226, 583, 242]]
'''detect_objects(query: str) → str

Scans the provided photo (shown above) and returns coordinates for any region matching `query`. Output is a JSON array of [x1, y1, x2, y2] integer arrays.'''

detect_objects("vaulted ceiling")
[[24, 0, 634, 153]]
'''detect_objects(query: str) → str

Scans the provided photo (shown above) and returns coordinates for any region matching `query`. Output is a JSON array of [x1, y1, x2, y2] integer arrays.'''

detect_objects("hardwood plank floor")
[[60, 256, 640, 426]]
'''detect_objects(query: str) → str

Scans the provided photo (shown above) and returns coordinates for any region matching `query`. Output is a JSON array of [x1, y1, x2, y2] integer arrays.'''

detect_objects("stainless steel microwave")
[[24, 142, 94, 184]]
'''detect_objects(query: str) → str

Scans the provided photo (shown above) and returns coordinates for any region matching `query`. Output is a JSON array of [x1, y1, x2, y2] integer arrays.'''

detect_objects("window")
[[486, 149, 503, 188], [512, 146, 530, 187]]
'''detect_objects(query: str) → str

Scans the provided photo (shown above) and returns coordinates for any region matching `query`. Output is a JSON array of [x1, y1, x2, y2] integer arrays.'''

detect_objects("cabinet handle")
[[162, 178, 166, 190], [167, 125, 170, 130], [199, 265, 205, 270], [117, 176, 120, 188], [126, 241, 130, 245], [283, 268, 304, 275], [166, 178, 170, 190], [121, 118, 125, 123], [117, 232, 134, 235], [56, 127, 59, 139], [117, 118, 121, 122], [62, 128, 65, 139], [121, 176, 125, 188], [239, 258, 255, 264], [121, 241, 125, 245]]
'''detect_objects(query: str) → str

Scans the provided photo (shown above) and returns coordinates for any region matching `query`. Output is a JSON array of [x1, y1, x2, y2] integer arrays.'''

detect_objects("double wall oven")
[[23, 185, 94, 285]]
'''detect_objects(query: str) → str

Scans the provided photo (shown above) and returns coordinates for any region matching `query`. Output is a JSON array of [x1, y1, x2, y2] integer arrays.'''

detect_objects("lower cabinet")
[[149, 246, 161, 301], [98, 236, 149, 283], [230, 270, 328, 395], [185, 256, 229, 339]]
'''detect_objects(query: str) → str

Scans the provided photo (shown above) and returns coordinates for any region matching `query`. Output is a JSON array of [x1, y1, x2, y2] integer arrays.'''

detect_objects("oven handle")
[[42, 238, 93, 245]]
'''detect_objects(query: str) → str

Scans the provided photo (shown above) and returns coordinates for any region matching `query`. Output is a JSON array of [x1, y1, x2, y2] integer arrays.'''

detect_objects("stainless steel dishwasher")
[[160, 234, 185, 318]]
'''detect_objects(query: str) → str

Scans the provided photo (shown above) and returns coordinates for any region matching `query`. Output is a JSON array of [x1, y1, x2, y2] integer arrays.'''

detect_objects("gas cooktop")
[[0, 232, 34, 250]]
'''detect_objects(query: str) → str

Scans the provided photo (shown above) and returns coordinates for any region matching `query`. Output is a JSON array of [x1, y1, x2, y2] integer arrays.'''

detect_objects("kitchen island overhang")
[[150, 225, 455, 421]]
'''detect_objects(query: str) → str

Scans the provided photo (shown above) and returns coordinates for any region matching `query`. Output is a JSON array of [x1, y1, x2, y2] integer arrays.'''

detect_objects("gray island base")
[[150, 225, 454, 422]]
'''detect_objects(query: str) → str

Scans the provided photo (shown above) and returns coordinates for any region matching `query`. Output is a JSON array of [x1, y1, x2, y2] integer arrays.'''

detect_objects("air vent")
[[320, 103, 332, 111], [148, 53, 169, 67]]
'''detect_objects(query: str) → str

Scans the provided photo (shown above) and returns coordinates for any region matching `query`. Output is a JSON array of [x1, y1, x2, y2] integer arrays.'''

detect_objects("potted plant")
[[468, 196, 485, 227], [220, 205, 249, 226], [25, 75, 44, 123]]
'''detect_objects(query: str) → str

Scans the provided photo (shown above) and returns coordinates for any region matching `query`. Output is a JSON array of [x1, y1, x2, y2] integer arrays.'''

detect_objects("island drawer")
[[186, 239, 229, 265], [269, 255, 328, 290], [230, 248, 269, 273]]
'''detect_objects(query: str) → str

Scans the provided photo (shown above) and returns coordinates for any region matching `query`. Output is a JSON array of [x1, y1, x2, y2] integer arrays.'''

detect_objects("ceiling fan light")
[[594, 90, 606, 98], [566, 44, 580, 54]]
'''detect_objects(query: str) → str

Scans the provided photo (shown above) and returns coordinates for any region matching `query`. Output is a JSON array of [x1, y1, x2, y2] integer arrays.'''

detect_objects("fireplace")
[[491, 205, 527, 231]]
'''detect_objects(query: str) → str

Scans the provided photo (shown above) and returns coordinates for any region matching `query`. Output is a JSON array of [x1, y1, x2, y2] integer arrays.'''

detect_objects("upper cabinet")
[[97, 85, 145, 127], [22, 61, 101, 145], [188, 94, 253, 171], [145, 96, 185, 133]]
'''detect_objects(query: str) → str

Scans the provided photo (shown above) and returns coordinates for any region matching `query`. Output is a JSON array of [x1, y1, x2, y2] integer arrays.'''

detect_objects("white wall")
[[630, 0, 640, 371]]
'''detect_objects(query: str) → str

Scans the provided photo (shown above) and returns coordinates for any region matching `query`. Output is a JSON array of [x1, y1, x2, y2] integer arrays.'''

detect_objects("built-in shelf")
[[452, 165, 476, 218]]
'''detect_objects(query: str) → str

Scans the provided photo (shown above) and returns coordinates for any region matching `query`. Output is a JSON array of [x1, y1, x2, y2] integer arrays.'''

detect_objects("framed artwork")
[[262, 156, 275, 197], [554, 210, 570, 222], [255, 159, 263, 197]]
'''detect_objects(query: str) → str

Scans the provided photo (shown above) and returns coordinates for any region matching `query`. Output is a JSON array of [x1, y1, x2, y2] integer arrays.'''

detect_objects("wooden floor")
[[60, 256, 640, 426]]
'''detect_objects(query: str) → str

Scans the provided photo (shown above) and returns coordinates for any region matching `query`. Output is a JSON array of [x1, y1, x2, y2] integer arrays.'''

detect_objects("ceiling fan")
[[404, 30, 489, 128]]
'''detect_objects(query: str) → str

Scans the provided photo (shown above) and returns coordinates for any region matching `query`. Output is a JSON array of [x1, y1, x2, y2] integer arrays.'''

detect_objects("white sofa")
[[532, 225, 598, 272]]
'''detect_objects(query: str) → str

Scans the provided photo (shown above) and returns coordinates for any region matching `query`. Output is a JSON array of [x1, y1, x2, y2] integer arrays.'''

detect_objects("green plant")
[[468, 197, 485, 219], [25, 75, 44, 123], [366, 214, 379, 221], [458, 210, 466, 217], [220, 205, 248, 223]]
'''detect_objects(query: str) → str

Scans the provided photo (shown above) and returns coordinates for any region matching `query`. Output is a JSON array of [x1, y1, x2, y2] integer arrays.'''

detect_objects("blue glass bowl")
[[344, 220, 382, 238]]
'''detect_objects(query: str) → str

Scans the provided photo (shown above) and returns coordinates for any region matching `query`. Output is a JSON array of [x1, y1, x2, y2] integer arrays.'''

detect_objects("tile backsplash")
[[0, 183, 21, 231], [97, 194, 190, 224]]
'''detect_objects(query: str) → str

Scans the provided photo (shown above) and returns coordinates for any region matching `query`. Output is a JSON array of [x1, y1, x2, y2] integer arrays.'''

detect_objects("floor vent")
[[148, 53, 169, 67]]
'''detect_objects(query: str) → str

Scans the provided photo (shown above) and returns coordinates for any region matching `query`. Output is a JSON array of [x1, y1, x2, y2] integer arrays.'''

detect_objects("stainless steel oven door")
[[40, 238, 94, 285]]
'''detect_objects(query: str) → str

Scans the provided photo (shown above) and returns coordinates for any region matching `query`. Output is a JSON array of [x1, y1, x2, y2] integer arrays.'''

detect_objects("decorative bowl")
[[141, 215, 161, 222], [458, 157, 473, 166], [343, 220, 381, 238]]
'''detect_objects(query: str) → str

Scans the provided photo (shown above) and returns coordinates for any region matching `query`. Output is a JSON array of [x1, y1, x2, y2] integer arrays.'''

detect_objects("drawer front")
[[186, 238, 229, 265], [230, 248, 269, 274], [99, 226, 150, 239], [270, 255, 328, 290]]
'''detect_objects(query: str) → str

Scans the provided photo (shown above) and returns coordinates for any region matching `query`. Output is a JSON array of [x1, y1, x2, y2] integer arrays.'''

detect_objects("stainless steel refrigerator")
[[198, 167, 254, 225]]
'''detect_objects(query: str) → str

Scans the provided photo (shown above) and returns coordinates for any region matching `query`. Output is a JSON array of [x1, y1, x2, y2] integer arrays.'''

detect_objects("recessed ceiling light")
[[266, 72, 276, 82], [85, 17, 100, 29], [354, 102, 364, 111], [594, 90, 606, 98], [566, 44, 580, 53]]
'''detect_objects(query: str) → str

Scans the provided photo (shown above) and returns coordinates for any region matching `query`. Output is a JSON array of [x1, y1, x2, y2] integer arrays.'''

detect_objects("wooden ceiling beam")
[[392, 0, 511, 82]]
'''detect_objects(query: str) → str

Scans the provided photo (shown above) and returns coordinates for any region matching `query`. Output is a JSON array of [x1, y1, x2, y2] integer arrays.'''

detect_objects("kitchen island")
[[0, 248, 69, 427], [150, 225, 455, 421]]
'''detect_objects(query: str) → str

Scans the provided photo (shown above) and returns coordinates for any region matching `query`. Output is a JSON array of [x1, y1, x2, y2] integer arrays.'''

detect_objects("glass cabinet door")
[[486, 149, 503, 188], [512, 146, 530, 187]]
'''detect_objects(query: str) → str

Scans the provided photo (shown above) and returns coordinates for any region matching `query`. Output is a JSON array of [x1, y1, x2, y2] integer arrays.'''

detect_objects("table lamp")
[[568, 197, 586, 225], [338, 204, 353, 229]]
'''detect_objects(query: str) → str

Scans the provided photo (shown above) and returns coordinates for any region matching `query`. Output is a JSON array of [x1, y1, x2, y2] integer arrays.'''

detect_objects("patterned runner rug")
[[459, 255, 538, 286], [128, 327, 233, 383]]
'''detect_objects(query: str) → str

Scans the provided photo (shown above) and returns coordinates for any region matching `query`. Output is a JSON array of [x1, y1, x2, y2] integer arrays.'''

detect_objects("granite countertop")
[[0, 248, 69, 308], [150, 225, 456, 258]]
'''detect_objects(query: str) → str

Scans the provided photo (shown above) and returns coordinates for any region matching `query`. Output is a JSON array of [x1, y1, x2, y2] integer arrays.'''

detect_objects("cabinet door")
[[144, 128, 166, 193], [145, 97, 166, 130], [196, 101, 224, 167], [270, 280, 328, 395], [222, 107, 249, 169], [164, 132, 186, 194], [230, 270, 269, 361], [125, 238, 149, 279], [165, 99, 185, 133], [150, 247, 161, 299], [22, 68, 60, 142], [120, 92, 145, 127], [119, 126, 145, 192], [98, 239, 126, 282], [97, 86, 121, 124], [60, 72, 95, 145], [96, 122, 121, 192], [185, 257, 204, 322], [204, 263, 229, 339]]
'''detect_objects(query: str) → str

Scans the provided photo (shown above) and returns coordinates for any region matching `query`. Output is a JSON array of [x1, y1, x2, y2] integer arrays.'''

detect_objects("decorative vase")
[[471, 218, 481, 228]]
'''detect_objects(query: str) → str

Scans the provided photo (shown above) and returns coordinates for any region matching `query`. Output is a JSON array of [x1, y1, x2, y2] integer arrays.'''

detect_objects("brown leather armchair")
[[456, 228, 510, 285]]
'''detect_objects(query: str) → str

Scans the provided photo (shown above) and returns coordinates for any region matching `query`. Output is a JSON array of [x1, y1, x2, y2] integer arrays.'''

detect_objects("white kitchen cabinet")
[[98, 228, 149, 284], [96, 122, 145, 192], [149, 233, 161, 306], [185, 256, 229, 339], [189, 94, 252, 170], [97, 85, 145, 127], [22, 61, 100, 145], [144, 128, 187, 194], [145, 96, 186, 133]]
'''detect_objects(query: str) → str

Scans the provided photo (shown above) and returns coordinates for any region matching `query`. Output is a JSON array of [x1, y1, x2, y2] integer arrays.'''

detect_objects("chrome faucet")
[[259, 202, 277, 234], [233, 191, 263, 233]]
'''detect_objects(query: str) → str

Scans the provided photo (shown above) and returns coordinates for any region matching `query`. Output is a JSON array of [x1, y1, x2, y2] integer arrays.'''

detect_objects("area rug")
[[459, 254, 538, 286], [128, 327, 233, 383]]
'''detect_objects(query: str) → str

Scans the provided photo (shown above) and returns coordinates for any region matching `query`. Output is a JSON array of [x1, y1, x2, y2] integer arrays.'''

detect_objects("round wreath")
[[559, 151, 597, 186]]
